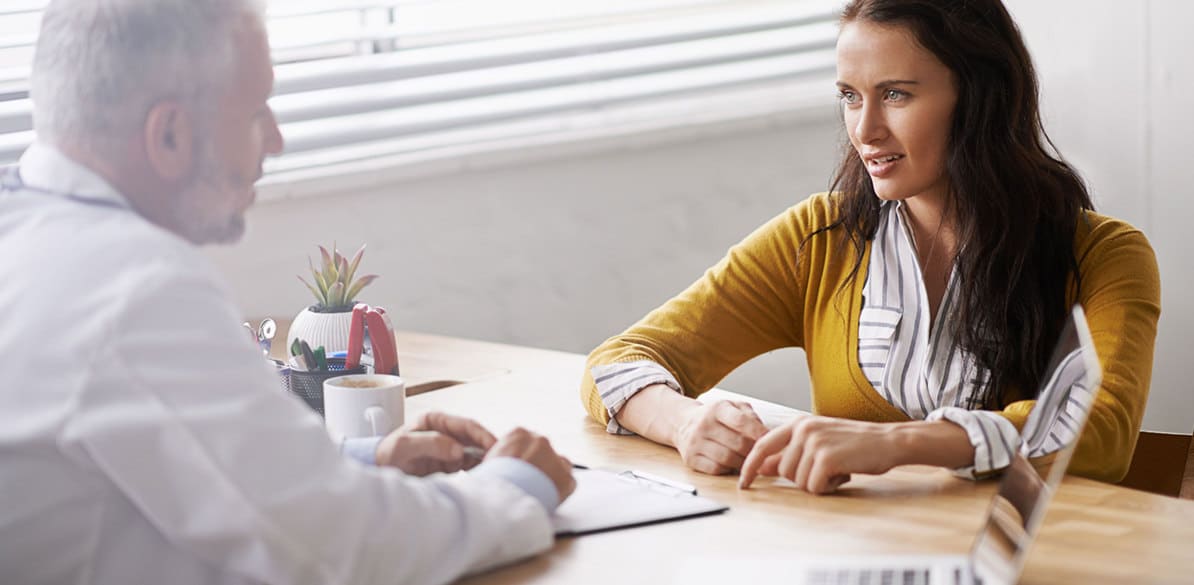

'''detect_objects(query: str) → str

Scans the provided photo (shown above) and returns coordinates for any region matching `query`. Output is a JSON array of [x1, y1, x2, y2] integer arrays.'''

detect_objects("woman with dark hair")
[[579, 0, 1160, 493]]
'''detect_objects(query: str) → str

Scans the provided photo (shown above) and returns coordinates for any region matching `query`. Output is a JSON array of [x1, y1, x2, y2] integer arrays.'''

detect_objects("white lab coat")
[[0, 143, 553, 585]]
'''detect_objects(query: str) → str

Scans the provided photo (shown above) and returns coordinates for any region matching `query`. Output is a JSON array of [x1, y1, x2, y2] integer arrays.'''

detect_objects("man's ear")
[[144, 101, 195, 181]]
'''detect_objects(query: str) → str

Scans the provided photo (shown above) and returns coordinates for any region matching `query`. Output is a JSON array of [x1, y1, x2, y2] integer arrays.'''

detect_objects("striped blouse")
[[859, 202, 1015, 477], [594, 201, 1091, 478]]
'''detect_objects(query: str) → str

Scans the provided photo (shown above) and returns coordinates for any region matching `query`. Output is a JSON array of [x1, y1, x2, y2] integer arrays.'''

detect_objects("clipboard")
[[552, 467, 728, 537]]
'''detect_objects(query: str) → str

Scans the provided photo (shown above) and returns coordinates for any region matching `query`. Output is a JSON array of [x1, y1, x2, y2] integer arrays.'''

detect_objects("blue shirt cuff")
[[471, 457, 561, 513], [341, 436, 383, 466]]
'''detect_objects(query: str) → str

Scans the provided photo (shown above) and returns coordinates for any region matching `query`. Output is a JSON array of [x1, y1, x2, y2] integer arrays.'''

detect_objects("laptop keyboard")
[[806, 567, 935, 585]]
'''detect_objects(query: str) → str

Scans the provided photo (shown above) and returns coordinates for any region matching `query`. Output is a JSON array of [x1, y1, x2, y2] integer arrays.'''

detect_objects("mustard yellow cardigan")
[[581, 193, 1161, 482]]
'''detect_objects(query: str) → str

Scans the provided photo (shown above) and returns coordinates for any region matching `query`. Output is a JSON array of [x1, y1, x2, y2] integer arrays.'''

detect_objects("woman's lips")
[[866, 154, 904, 178]]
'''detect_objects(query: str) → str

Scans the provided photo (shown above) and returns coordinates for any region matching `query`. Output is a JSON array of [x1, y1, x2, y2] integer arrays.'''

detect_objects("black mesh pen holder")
[[280, 357, 367, 417]]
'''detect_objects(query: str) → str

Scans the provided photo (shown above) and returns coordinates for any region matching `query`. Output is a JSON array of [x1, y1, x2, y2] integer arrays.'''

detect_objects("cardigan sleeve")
[[580, 198, 820, 427], [995, 217, 1160, 483]]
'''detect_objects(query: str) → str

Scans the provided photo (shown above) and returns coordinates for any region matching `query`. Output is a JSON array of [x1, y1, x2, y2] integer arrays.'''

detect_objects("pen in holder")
[[280, 357, 366, 417]]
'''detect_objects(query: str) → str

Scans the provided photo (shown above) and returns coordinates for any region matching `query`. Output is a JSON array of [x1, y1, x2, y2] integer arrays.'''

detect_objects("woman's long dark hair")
[[822, 0, 1093, 408]]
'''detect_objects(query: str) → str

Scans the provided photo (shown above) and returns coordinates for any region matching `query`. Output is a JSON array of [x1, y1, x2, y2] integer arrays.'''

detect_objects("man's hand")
[[375, 411, 497, 476], [673, 400, 769, 475], [487, 427, 576, 504]]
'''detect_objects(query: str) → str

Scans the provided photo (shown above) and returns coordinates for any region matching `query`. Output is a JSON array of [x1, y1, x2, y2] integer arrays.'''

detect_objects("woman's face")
[[836, 20, 958, 205]]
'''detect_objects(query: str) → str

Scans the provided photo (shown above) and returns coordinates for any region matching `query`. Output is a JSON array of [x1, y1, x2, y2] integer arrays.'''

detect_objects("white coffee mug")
[[323, 374, 405, 442]]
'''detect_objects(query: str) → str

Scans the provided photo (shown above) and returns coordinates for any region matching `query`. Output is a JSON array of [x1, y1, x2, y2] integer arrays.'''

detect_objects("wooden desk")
[[375, 333, 1194, 583], [263, 321, 512, 395]]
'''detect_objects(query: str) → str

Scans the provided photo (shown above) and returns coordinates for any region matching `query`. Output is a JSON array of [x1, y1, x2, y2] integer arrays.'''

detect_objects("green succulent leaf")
[[345, 244, 366, 286], [345, 274, 378, 302], [327, 261, 340, 289], [318, 245, 333, 269], [318, 245, 336, 284], [298, 275, 325, 306], [338, 257, 350, 287], [312, 269, 329, 301], [327, 281, 346, 309]]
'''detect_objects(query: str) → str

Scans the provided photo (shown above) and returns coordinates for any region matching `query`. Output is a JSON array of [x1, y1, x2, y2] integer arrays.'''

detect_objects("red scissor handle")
[[345, 303, 369, 369], [365, 306, 399, 376]]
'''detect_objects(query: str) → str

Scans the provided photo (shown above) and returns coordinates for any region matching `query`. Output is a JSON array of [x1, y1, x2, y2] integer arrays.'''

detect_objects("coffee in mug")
[[335, 379, 389, 389]]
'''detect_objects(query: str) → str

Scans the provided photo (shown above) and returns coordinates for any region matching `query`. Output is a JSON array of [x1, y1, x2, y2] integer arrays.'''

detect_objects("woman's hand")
[[673, 400, 769, 475], [738, 416, 902, 493], [613, 385, 769, 475], [738, 417, 976, 494], [375, 411, 497, 476]]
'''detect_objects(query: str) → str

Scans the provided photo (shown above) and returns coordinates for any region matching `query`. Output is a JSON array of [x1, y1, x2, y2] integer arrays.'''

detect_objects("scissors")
[[345, 303, 399, 375]]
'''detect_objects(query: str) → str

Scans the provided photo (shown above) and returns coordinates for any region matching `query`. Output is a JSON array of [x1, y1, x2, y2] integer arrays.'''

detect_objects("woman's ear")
[[143, 100, 195, 181]]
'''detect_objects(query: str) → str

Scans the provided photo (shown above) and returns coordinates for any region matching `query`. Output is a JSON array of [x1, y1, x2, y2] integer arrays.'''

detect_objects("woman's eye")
[[884, 89, 907, 102], [838, 90, 859, 105]]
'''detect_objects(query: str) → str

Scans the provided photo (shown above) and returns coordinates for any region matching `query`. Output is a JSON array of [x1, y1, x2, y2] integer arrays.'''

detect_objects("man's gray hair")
[[31, 0, 266, 151]]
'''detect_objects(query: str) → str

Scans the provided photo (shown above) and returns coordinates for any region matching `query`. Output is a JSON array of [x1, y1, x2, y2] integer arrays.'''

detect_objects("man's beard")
[[172, 142, 251, 245]]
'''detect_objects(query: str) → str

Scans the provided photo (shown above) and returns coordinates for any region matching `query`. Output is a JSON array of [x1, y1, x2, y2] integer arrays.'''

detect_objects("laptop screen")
[[970, 305, 1104, 585]]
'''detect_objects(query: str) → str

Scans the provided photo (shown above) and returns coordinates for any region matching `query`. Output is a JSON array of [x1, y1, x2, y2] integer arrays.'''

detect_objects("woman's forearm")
[[614, 384, 700, 447], [621, 390, 977, 474], [889, 420, 976, 469]]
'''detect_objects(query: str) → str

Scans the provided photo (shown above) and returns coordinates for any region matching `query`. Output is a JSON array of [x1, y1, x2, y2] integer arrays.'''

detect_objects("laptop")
[[675, 305, 1104, 585]]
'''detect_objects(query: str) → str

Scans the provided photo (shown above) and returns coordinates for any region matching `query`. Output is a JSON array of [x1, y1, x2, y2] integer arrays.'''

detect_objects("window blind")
[[0, 0, 842, 177]]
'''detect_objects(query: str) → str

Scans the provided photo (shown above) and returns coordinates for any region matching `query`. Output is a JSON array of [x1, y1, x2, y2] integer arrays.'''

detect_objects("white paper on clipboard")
[[552, 467, 727, 537]]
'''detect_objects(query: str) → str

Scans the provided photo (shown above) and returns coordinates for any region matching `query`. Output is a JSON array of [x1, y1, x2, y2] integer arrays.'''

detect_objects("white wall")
[[208, 116, 839, 414], [1002, 0, 1194, 432], [208, 0, 1193, 432]]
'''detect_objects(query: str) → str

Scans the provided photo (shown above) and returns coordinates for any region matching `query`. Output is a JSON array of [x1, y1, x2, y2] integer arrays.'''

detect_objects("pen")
[[299, 340, 317, 372], [312, 346, 327, 371], [628, 469, 698, 495]]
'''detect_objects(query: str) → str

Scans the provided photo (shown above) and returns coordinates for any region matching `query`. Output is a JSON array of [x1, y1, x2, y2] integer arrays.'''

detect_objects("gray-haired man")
[[0, 1, 573, 584]]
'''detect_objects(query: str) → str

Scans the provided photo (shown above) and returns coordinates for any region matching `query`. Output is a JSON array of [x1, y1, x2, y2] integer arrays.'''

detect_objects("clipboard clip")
[[616, 469, 698, 496]]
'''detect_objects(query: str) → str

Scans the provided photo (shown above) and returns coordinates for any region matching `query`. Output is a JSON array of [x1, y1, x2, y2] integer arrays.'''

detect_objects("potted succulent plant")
[[287, 243, 378, 355]]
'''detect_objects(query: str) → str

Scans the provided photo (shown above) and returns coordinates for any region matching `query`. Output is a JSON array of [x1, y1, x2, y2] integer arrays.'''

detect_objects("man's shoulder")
[[1, 203, 226, 323], [21, 201, 207, 276]]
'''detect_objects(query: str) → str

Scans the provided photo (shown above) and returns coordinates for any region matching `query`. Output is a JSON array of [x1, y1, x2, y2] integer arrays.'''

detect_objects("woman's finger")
[[794, 436, 823, 491], [739, 425, 792, 488], [693, 438, 745, 472], [758, 452, 783, 477], [689, 453, 732, 475], [806, 452, 841, 494], [716, 402, 769, 442], [776, 436, 804, 484]]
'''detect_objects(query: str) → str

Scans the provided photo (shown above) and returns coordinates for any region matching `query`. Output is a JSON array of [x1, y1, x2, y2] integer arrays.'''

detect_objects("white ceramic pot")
[[287, 306, 355, 355]]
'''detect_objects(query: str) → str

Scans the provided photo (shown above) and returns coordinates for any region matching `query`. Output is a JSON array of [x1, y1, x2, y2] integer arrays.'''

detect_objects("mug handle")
[[365, 406, 392, 437]]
